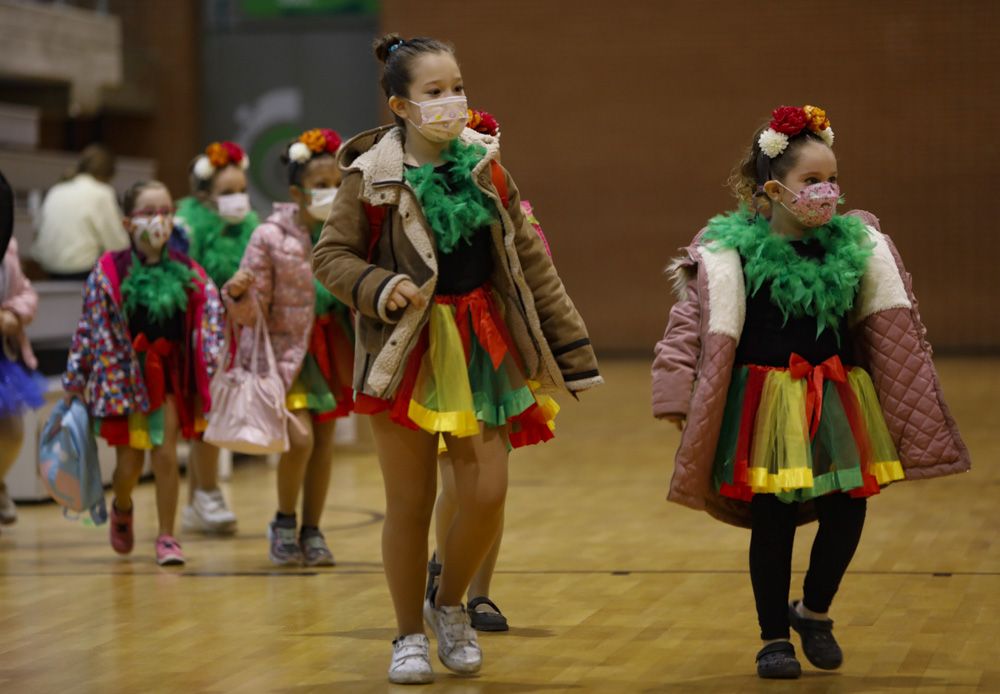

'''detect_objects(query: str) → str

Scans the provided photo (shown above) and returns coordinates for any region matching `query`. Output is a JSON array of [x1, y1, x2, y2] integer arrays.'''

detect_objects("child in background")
[[64, 181, 224, 566], [174, 141, 258, 535], [224, 128, 354, 567]]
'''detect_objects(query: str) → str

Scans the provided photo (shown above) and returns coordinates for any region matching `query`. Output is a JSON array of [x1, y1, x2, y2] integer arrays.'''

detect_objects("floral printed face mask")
[[777, 181, 841, 227], [407, 95, 468, 143]]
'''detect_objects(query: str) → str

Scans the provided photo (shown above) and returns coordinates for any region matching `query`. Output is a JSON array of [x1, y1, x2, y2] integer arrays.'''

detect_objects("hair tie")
[[388, 40, 403, 55]]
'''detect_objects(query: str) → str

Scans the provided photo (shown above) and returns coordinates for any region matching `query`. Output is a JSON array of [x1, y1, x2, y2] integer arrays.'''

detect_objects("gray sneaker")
[[267, 521, 303, 566], [0, 484, 16, 525], [300, 529, 335, 567]]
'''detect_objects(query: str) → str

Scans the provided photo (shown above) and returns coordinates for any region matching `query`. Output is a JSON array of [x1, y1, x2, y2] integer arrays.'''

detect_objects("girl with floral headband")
[[224, 127, 353, 567], [64, 180, 224, 566], [313, 35, 600, 684], [174, 141, 259, 536], [652, 105, 970, 679]]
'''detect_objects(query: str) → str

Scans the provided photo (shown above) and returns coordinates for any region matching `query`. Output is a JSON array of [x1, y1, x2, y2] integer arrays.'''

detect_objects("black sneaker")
[[756, 641, 802, 679], [789, 600, 843, 670]]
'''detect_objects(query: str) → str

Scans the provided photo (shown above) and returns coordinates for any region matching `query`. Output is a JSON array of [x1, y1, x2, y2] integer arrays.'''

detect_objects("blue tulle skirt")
[[0, 351, 46, 418]]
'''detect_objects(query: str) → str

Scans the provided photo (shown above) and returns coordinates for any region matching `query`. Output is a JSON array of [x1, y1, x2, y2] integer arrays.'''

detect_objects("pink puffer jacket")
[[651, 210, 971, 528], [223, 203, 316, 389], [2, 240, 38, 370]]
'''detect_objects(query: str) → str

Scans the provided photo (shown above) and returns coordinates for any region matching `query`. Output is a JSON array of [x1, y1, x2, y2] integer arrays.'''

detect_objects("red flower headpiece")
[[194, 141, 249, 180], [759, 105, 834, 158], [467, 109, 500, 137], [288, 128, 343, 164]]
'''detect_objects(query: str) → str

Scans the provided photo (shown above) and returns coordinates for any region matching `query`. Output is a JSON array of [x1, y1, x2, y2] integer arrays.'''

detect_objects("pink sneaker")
[[156, 535, 185, 566], [110, 499, 134, 555]]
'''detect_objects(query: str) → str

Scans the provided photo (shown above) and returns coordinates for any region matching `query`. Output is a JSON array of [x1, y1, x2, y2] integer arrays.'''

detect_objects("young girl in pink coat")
[[224, 128, 354, 568], [653, 105, 970, 679]]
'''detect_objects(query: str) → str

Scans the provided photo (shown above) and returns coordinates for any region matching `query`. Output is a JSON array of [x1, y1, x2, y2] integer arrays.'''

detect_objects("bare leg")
[[112, 446, 145, 512], [187, 439, 220, 500], [370, 412, 439, 636], [149, 396, 181, 536], [0, 416, 24, 479], [277, 410, 314, 515], [302, 419, 336, 527], [436, 453, 505, 605], [433, 453, 458, 564], [468, 507, 504, 602], [436, 427, 508, 608]]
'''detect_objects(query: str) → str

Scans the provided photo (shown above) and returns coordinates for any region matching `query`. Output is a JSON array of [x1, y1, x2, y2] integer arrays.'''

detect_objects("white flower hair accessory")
[[819, 126, 834, 148], [758, 129, 790, 159], [288, 142, 311, 164], [193, 155, 216, 181]]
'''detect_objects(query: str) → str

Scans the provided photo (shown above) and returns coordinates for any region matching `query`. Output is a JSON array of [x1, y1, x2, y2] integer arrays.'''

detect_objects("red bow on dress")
[[788, 353, 847, 440], [133, 335, 175, 411]]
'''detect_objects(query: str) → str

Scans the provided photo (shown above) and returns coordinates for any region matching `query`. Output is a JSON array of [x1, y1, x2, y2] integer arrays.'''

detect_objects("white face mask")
[[305, 187, 338, 221], [406, 95, 468, 143], [216, 193, 251, 224], [131, 215, 171, 252]]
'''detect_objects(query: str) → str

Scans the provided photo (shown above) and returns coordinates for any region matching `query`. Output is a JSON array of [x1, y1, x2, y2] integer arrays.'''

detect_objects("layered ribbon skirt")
[[712, 354, 904, 503], [355, 285, 558, 448]]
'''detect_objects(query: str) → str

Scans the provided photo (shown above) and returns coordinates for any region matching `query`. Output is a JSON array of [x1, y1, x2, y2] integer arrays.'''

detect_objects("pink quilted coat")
[[1, 240, 39, 369], [651, 210, 971, 528], [223, 203, 316, 389]]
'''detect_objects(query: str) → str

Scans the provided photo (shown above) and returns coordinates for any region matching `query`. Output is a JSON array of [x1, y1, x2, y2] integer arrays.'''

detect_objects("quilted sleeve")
[[856, 233, 971, 476], [223, 224, 273, 326], [652, 254, 702, 418]]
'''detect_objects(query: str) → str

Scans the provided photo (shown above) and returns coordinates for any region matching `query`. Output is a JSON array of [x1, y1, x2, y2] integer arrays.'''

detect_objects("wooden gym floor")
[[0, 358, 998, 693]]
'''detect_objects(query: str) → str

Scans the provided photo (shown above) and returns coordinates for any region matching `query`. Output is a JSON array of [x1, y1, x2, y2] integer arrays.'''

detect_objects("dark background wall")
[[383, 0, 1000, 354]]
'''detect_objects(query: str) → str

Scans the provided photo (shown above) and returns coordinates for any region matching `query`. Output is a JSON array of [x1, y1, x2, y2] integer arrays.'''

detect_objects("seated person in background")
[[33, 144, 130, 280]]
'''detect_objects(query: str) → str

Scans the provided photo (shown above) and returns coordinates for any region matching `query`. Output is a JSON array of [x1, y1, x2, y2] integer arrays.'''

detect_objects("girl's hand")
[[658, 414, 686, 432], [386, 279, 426, 313], [0, 309, 20, 336], [226, 270, 254, 299]]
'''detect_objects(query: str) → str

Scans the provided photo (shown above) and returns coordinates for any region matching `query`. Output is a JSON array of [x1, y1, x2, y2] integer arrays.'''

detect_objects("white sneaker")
[[423, 600, 482, 674], [388, 634, 434, 684], [181, 489, 237, 534], [0, 484, 16, 525]]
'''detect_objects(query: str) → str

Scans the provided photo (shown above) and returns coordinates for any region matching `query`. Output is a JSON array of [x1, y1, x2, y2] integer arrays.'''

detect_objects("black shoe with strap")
[[468, 596, 509, 632], [756, 641, 802, 679], [789, 600, 843, 670]]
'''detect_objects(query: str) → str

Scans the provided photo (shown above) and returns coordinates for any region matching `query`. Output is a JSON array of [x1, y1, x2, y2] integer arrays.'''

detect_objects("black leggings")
[[749, 493, 867, 640]]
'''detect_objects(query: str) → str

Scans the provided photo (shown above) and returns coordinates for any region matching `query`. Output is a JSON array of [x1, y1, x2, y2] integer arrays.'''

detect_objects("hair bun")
[[373, 33, 405, 63]]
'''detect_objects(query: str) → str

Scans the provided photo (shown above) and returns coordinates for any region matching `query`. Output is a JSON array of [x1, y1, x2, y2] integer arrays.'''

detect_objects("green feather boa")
[[703, 209, 873, 336], [403, 139, 496, 254], [311, 224, 346, 316], [176, 196, 258, 289], [120, 253, 197, 326]]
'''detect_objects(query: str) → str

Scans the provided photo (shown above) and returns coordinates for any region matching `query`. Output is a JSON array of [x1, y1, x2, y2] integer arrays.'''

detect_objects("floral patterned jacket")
[[63, 249, 223, 418]]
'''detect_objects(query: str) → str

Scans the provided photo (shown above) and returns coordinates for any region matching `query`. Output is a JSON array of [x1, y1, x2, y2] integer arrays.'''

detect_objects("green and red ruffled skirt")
[[355, 284, 558, 448], [95, 335, 206, 449], [285, 311, 355, 422], [713, 354, 905, 503]]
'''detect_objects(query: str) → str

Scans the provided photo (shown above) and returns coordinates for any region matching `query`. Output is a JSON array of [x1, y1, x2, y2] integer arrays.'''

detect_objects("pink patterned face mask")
[[777, 181, 841, 227]]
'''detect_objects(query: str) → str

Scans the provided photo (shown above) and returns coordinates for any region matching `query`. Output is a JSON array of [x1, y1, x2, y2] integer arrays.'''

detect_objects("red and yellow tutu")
[[286, 311, 355, 422], [356, 284, 558, 447], [713, 354, 904, 503], [95, 335, 206, 449]]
